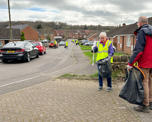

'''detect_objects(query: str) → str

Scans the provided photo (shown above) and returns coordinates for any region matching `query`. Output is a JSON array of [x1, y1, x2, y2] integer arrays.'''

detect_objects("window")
[[126, 35, 131, 47]]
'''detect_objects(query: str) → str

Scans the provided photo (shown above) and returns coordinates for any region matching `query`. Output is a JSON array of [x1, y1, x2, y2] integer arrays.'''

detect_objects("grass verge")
[[58, 70, 125, 81], [79, 45, 91, 50]]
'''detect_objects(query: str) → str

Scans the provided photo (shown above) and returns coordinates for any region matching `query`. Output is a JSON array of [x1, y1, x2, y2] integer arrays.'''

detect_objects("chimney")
[[122, 23, 126, 27]]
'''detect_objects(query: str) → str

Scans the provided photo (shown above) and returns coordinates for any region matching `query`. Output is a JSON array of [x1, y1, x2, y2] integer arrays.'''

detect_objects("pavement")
[[0, 43, 152, 122], [0, 78, 152, 122]]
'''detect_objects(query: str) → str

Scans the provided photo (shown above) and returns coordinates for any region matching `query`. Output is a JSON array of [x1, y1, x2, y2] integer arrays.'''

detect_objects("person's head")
[[137, 16, 148, 28], [99, 32, 107, 42]]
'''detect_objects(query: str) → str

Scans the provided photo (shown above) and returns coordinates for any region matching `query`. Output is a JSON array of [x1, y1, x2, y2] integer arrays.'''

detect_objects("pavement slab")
[[0, 79, 150, 122]]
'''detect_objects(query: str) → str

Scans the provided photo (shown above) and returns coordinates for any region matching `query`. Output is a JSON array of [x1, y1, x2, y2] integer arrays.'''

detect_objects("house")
[[7, 24, 39, 41], [87, 32, 100, 41], [0, 28, 20, 47], [107, 17, 152, 54], [53, 30, 94, 40], [107, 23, 137, 54]]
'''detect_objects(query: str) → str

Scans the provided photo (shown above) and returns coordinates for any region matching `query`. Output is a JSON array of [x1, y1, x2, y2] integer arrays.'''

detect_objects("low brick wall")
[[112, 55, 130, 73]]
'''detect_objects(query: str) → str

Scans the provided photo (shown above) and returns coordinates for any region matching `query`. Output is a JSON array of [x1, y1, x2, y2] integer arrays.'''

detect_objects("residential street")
[[0, 42, 152, 122], [0, 42, 96, 95]]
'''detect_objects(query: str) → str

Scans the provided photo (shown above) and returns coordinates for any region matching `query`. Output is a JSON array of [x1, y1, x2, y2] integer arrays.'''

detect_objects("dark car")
[[0, 41, 39, 63], [83, 41, 94, 46], [80, 40, 89, 45]]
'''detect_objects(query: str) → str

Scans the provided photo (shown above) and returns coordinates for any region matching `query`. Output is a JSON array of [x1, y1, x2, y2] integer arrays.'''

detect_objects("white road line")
[[0, 75, 41, 88]]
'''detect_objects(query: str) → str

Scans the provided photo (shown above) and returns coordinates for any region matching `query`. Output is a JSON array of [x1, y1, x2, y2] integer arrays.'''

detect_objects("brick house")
[[53, 30, 94, 40], [107, 17, 152, 54], [87, 32, 100, 41], [7, 24, 39, 41], [0, 28, 20, 47], [107, 23, 137, 54]]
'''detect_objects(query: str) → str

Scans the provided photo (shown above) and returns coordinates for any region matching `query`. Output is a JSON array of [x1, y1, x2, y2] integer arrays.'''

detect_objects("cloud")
[[1, 0, 152, 25]]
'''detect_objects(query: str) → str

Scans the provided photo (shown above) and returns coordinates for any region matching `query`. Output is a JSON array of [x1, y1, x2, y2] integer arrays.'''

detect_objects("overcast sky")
[[0, 0, 152, 26]]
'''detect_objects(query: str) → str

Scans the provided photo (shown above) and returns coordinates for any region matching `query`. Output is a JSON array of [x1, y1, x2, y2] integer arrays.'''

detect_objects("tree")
[[21, 32, 25, 41], [37, 24, 42, 29]]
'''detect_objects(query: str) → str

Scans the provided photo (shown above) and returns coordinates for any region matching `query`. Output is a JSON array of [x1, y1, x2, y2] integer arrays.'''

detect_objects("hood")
[[135, 24, 152, 36], [142, 24, 152, 36]]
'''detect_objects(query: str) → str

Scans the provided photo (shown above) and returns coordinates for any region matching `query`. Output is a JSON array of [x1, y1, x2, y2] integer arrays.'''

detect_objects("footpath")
[[0, 78, 152, 122]]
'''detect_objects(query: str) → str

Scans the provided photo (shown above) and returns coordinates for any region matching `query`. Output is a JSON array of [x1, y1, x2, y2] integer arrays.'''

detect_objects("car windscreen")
[[33, 43, 40, 46], [4, 42, 25, 48], [60, 41, 65, 43]]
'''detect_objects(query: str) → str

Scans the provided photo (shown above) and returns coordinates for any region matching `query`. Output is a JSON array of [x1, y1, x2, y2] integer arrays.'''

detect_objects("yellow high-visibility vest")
[[66, 41, 68, 46], [54, 40, 57, 45], [96, 40, 113, 63]]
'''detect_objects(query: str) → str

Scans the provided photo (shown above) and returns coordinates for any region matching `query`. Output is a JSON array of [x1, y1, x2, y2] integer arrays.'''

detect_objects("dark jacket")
[[128, 24, 152, 68]]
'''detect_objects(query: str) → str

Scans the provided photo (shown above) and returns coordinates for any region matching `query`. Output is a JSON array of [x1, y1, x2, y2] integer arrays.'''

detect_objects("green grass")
[[59, 71, 125, 80], [114, 52, 129, 56], [79, 45, 91, 50], [58, 73, 98, 80], [83, 51, 97, 64]]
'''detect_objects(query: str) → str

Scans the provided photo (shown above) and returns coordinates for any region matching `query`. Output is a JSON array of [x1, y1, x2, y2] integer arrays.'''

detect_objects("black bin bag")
[[97, 60, 112, 78], [119, 66, 144, 105]]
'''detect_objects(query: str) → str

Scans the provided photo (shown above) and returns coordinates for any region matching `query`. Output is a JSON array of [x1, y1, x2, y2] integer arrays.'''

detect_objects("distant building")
[[7, 24, 39, 41], [0, 28, 20, 47]]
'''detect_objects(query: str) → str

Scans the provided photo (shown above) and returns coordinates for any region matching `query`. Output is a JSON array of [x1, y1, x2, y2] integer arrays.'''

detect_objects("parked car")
[[59, 41, 65, 46], [91, 41, 98, 51], [83, 41, 94, 46], [0, 41, 39, 63], [49, 41, 58, 48], [80, 40, 89, 45], [32, 42, 46, 55], [41, 39, 49, 47]]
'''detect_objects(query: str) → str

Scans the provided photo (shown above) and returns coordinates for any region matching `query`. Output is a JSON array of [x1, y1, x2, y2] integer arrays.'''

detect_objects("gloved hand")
[[127, 65, 133, 71]]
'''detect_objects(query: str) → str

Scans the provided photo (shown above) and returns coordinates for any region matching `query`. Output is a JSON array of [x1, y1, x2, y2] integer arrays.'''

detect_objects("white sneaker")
[[106, 87, 112, 92], [98, 86, 103, 91]]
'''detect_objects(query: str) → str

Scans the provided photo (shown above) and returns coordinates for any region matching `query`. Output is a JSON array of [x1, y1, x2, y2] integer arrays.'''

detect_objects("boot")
[[134, 105, 150, 113]]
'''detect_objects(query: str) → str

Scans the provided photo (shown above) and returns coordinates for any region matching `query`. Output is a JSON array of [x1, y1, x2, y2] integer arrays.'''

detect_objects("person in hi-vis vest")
[[92, 32, 114, 91]]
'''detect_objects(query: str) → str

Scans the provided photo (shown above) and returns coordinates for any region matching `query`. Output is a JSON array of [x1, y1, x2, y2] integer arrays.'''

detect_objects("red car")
[[32, 42, 46, 55], [49, 41, 58, 48]]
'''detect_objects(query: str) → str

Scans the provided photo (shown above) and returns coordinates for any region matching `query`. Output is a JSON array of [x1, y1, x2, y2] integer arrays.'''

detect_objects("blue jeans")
[[97, 64, 112, 88]]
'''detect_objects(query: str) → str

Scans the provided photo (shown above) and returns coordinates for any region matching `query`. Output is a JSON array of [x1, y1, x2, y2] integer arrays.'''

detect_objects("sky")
[[0, 0, 152, 26]]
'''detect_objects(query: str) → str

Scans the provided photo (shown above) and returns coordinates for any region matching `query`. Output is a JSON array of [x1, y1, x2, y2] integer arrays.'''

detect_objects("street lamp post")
[[7, 0, 13, 42]]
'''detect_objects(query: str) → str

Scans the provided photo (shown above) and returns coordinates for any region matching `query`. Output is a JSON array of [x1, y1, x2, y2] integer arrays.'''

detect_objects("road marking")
[[0, 75, 41, 88]]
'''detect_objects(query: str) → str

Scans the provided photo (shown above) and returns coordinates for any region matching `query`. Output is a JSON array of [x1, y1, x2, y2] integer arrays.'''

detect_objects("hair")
[[138, 16, 148, 24], [99, 32, 107, 38]]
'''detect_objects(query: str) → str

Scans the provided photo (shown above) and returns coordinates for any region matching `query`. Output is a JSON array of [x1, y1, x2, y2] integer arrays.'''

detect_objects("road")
[[0, 42, 96, 94]]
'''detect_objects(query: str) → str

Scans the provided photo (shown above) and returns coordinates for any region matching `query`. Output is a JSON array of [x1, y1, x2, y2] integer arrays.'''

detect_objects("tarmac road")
[[0, 42, 96, 94]]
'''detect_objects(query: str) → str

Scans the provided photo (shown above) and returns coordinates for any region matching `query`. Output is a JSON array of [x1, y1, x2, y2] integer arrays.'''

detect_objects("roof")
[[0, 28, 21, 40], [6, 24, 28, 30], [107, 17, 152, 37], [107, 23, 137, 37]]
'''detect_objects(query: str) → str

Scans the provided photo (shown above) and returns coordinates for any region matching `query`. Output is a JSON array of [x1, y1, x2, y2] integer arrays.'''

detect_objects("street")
[[0, 42, 96, 95], [0, 42, 152, 122]]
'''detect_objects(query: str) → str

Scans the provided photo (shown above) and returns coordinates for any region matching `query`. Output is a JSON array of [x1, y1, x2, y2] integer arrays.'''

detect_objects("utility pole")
[[8, 0, 13, 42]]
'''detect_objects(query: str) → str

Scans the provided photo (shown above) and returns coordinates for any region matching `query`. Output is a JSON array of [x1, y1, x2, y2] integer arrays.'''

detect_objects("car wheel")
[[36, 54, 39, 58], [26, 53, 30, 62], [41, 51, 44, 55]]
